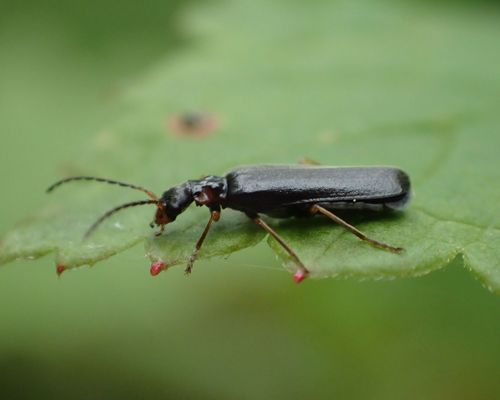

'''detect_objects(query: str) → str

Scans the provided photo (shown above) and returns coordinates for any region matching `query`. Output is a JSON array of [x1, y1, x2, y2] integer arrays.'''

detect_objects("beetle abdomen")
[[224, 165, 411, 216]]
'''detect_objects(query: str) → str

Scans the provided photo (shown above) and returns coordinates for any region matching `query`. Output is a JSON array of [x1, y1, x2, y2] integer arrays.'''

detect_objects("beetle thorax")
[[191, 176, 227, 207]]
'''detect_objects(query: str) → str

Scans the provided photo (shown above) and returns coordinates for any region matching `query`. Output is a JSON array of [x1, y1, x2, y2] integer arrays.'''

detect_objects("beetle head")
[[153, 183, 194, 229]]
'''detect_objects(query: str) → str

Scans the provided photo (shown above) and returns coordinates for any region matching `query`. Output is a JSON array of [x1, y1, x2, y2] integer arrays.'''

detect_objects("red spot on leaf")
[[150, 261, 167, 276]]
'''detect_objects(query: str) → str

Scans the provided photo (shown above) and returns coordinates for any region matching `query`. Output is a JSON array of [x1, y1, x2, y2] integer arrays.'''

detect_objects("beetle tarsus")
[[184, 257, 195, 275]]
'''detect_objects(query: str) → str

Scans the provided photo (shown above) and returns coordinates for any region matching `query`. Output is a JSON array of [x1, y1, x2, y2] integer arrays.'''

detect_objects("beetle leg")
[[155, 224, 165, 237], [249, 215, 310, 279], [185, 210, 220, 275], [310, 204, 404, 253]]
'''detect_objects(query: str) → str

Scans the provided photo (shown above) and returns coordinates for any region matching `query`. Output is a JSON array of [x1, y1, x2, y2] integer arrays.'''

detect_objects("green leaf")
[[1, 0, 499, 292]]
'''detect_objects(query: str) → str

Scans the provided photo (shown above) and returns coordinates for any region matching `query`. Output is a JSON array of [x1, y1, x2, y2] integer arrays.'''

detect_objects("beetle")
[[47, 165, 411, 281]]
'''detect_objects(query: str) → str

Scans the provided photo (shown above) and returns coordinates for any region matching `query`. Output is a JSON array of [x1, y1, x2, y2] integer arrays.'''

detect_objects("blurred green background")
[[1, 0, 500, 399]]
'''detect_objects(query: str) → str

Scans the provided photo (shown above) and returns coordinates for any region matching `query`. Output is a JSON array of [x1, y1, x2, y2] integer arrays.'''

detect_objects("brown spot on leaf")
[[168, 111, 218, 138]]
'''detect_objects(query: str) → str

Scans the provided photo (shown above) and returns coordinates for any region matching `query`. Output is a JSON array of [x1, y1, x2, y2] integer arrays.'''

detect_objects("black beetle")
[[47, 165, 411, 281]]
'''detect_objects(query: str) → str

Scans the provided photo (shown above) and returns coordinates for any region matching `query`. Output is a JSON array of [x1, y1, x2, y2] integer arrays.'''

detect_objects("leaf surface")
[[1, 0, 499, 292]]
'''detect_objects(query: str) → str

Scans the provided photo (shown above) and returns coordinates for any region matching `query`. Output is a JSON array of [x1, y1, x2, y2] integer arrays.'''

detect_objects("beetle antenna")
[[83, 199, 158, 240], [47, 176, 159, 201]]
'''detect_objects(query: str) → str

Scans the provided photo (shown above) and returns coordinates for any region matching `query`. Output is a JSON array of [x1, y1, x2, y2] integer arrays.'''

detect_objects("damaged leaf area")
[[1, 0, 500, 292]]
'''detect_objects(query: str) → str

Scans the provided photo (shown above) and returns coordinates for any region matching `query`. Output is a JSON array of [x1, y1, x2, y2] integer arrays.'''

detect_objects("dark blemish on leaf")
[[168, 111, 218, 138]]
